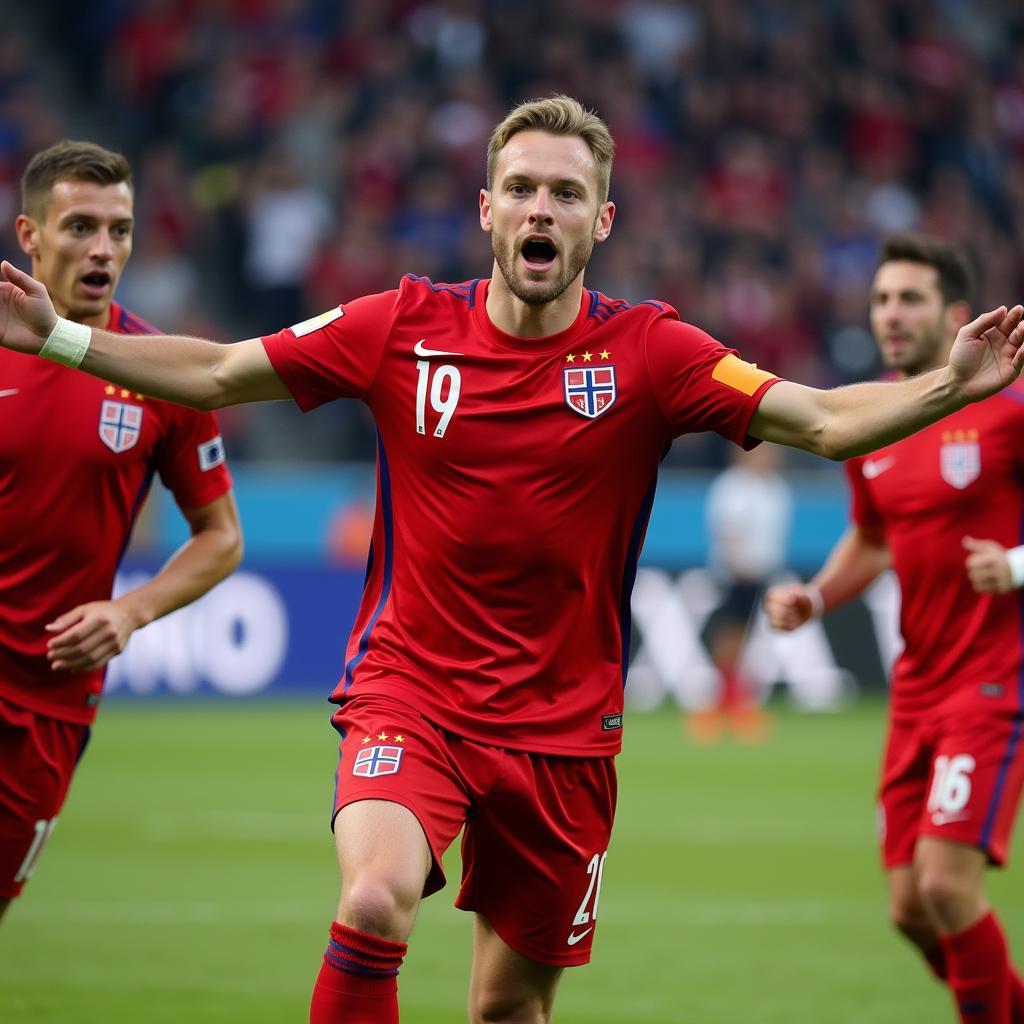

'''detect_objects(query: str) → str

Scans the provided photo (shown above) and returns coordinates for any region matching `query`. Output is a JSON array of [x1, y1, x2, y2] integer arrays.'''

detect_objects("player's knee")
[[469, 988, 550, 1024], [889, 898, 932, 946], [339, 877, 416, 942], [915, 866, 977, 926]]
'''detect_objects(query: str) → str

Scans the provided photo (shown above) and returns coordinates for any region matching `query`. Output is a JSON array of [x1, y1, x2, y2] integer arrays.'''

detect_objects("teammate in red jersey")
[[0, 141, 241, 922], [766, 234, 1024, 1024], [0, 101, 1023, 1022]]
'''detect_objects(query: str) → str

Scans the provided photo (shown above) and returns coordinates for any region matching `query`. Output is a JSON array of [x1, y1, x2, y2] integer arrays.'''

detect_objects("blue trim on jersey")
[[586, 291, 664, 323], [1000, 387, 1024, 407], [980, 716, 1023, 851], [404, 274, 475, 304], [116, 306, 159, 336], [618, 475, 659, 685], [341, 433, 394, 692], [329, 717, 346, 828], [116, 468, 156, 565], [466, 278, 482, 309]]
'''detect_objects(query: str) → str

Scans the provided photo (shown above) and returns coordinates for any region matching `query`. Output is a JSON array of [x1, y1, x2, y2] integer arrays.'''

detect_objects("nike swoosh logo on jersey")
[[0, 388, 19, 398], [862, 456, 896, 479], [566, 927, 593, 946], [414, 339, 462, 358]]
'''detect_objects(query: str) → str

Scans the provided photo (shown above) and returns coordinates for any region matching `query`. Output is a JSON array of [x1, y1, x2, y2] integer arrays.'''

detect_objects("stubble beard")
[[880, 320, 948, 377], [493, 233, 594, 307]]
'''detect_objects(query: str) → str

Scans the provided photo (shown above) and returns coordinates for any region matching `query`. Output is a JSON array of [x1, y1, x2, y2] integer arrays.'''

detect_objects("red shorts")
[[878, 710, 1024, 868], [0, 696, 91, 898], [331, 695, 617, 967]]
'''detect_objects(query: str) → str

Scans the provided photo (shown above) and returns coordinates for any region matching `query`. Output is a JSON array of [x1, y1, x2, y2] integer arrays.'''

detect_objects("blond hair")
[[486, 95, 615, 202]]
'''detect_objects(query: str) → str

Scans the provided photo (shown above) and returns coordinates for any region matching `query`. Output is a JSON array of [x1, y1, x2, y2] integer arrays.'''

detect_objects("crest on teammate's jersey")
[[98, 400, 143, 453], [940, 431, 980, 489], [564, 365, 617, 419], [352, 745, 404, 778]]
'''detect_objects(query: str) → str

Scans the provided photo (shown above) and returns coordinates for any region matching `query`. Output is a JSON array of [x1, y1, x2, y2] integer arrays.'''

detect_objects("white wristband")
[[804, 583, 825, 619], [39, 316, 91, 368], [1006, 546, 1024, 589]]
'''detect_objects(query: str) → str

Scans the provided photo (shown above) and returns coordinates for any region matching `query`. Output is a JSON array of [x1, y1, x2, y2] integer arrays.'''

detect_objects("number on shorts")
[[14, 817, 58, 883], [928, 754, 976, 815], [572, 851, 608, 928]]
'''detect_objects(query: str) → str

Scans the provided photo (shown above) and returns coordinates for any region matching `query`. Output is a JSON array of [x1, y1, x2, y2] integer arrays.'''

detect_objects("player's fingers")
[[0, 259, 33, 290], [50, 637, 118, 671], [46, 618, 110, 654], [45, 607, 86, 632], [966, 305, 1008, 339]]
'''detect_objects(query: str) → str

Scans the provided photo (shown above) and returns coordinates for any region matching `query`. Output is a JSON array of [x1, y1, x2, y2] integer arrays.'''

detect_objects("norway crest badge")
[[939, 429, 980, 489], [99, 399, 143, 453], [352, 745, 404, 778], [564, 365, 617, 419]]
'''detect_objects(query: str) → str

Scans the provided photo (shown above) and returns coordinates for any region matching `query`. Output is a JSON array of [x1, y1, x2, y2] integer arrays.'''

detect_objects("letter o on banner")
[[196, 572, 288, 695]]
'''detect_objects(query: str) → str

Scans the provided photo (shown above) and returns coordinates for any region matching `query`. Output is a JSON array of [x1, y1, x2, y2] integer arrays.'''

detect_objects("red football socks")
[[309, 921, 407, 1023], [940, 912, 1014, 1023]]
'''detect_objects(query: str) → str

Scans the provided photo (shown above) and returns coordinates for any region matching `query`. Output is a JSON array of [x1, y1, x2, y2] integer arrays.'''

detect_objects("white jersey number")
[[928, 754, 976, 815], [415, 360, 461, 439], [572, 851, 608, 930], [14, 817, 58, 883]]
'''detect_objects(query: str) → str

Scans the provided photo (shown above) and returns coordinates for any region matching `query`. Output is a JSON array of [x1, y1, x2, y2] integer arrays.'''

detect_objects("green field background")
[[2, 700, 1020, 1023]]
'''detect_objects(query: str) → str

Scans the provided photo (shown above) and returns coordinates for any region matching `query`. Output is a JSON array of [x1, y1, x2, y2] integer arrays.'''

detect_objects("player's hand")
[[0, 260, 58, 353], [963, 535, 1015, 594], [763, 583, 815, 631], [45, 600, 142, 673], [947, 304, 1024, 403]]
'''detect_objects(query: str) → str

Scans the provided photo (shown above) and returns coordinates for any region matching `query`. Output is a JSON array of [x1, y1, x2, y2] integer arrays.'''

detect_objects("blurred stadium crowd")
[[3, 0, 1024, 463]]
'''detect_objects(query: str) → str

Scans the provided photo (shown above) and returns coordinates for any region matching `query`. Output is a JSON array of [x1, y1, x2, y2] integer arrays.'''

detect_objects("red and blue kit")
[[265, 276, 780, 962], [263, 276, 782, 758], [847, 385, 1024, 865], [0, 302, 233, 724], [0, 302, 232, 898]]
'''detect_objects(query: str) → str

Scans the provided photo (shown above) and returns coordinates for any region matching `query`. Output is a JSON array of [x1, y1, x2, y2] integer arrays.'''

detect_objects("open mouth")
[[520, 237, 557, 271], [80, 270, 112, 296]]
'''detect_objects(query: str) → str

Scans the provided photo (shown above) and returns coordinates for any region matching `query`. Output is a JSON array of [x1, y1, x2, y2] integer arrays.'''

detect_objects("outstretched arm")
[[46, 492, 243, 672], [0, 261, 289, 409], [764, 524, 890, 631], [749, 305, 1024, 459]]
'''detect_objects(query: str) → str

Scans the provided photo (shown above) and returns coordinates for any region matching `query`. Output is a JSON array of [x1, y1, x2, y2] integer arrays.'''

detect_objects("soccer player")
[[765, 234, 1024, 1024], [0, 101, 1022, 1022], [0, 141, 241, 922]]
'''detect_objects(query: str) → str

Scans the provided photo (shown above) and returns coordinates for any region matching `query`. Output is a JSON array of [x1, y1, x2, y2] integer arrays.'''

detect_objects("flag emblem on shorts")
[[940, 430, 980, 489], [99, 400, 143, 453], [564, 365, 617, 419], [352, 745, 404, 778]]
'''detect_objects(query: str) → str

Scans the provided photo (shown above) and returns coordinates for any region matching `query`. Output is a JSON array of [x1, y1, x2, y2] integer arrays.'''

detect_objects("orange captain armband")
[[711, 353, 779, 396]]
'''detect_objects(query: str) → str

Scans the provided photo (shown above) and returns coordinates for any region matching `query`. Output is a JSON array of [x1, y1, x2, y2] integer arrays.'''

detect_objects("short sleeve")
[[644, 317, 783, 447], [845, 459, 883, 530], [155, 407, 233, 510], [261, 290, 398, 411]]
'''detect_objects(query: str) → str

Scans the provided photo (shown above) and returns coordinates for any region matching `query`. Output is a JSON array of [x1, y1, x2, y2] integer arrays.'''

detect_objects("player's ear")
[[479, 188, 492, 233], [14, 214, 39, 259], [947, 299, 972, 335], [593, 201, 615, 245]]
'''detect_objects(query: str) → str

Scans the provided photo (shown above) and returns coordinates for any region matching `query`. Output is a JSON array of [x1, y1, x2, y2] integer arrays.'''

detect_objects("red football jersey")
[[847, 384, 1024, 720], [262, 276, 781, 755], [0, 302, 233, 724]]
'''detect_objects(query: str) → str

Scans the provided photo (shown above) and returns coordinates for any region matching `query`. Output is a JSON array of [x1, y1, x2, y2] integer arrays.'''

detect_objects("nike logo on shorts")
[[414, 339, 462, 358], [0, 388, 19, 398], [862, 456, 896, 479], [566, 927, 593, 946]]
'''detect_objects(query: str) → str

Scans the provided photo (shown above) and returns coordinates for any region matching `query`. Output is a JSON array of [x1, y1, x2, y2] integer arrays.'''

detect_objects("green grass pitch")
[[1, 699, 1020, 1022]]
